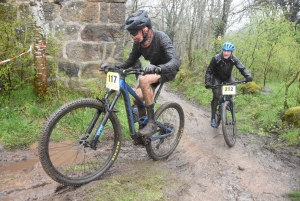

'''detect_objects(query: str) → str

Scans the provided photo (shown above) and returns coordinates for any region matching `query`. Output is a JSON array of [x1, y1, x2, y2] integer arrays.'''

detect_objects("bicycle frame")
[[90, 69, 169, 149], [212, 80, 245, 105], [211, 80, 246, 127]]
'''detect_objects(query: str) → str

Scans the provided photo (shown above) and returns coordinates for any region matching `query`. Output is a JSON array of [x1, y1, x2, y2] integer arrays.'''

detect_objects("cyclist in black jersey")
[[205, 42, 253, 128], [117, 10, 180, 137]]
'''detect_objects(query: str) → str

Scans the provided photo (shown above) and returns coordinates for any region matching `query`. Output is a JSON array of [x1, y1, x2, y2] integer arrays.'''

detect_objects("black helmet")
[[120, 10, 152, 31]]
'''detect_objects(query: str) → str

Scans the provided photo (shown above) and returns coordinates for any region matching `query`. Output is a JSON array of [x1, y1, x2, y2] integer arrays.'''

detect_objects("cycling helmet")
[[222, 42, 235, 51], [120, 10, 152, 31]]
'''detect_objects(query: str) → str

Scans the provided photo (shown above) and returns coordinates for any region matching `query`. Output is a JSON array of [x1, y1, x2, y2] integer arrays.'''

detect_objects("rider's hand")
[[100, 63, 120, 73], [100, 62, 108, 69], [144, 64, 160, 74], [205, 83, 211, 89], [245, 76, 253, 82]]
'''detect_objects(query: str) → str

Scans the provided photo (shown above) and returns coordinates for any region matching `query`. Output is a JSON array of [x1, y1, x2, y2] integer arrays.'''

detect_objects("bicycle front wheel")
[[146, 102, 184, 160], [221, 101, 236, 147], [215, 106, 221, 128], [39, 98, 122, 186]]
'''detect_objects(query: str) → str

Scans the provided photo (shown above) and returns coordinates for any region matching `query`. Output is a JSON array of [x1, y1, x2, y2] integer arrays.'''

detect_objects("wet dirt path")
[[1, 85, 300, 200], [158, 87, 300, 201]]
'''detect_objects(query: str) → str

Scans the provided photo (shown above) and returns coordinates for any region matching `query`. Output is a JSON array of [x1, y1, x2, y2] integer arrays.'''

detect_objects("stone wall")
[[16, 0, 127, 89]]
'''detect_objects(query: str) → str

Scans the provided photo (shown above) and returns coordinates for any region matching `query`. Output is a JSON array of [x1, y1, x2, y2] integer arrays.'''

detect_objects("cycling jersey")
[[205, 53, 251, 83], [117, 31, 180, 83]]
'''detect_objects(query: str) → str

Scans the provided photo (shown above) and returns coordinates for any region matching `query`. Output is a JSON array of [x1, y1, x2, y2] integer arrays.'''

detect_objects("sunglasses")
[[129, 30, 139, 36]]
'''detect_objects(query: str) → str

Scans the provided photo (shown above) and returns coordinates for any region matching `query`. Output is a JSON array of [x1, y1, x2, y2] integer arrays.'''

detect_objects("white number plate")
[[222, 85, 236, 95], [106, 72, 120, 91]]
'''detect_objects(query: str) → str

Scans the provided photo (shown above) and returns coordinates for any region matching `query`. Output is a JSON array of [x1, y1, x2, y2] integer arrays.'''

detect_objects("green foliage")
[[0, 83, 107, 149], [234, 82, 299, 139], [279, 129, 300, 146], [171, 69, 300, 144], [225, 8, 300, 85], [287, 190, 300, 200], [170, 5, 300, 146], [0, 4, 34, 95], [0, 85, 45, 149]]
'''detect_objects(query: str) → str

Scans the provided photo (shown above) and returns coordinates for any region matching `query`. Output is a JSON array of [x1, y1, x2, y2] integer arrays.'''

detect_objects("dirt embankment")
[[1, 85, 300, 201]]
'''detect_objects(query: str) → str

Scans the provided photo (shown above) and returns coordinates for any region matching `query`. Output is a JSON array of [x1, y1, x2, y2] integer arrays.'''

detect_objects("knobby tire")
[[221, 101, 236, 147], [146, 102, 185, 160], [38, 98, 122, 186], [216, 106, 221, 128]]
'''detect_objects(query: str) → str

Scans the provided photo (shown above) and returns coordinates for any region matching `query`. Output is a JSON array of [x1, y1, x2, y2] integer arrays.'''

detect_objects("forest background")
[[0, 0, 299, 149]]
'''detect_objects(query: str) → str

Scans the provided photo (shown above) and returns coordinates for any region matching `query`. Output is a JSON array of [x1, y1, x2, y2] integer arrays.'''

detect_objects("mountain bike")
[[38, 64, 185, 186], [211, 80, 246, 147]]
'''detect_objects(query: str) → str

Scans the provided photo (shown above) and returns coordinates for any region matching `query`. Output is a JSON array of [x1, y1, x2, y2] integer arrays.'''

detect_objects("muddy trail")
[[1, 85, 300, 201]]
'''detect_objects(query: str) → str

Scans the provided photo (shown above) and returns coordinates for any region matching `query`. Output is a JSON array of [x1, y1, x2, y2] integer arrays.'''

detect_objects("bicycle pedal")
[[141, 137, 149, 145], [133, 138, 145, 146]]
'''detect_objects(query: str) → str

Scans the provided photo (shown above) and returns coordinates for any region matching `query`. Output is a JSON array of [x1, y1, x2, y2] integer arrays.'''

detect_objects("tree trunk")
[[33, 30, 47, 99], [284, 70, 300, 109], [30, 0, 48, 99]]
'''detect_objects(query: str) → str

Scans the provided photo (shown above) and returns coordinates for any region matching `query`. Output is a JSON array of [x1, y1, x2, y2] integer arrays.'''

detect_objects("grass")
[[0, 73, 138, 149], [0, 85, 50, 149], [287, 191, 300, 201], [170, 67, 300, 145], [86, 160, 183, 201]]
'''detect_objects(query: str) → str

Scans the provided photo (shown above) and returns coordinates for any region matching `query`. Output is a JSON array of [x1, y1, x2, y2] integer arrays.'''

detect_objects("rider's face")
[[222, 50, 232, 59], [130, 30, 143, 43]]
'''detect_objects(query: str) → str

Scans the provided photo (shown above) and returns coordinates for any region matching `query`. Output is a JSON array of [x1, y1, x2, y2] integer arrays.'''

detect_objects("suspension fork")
[[230, 98, 236, 124], [90, 90, 121, 150]]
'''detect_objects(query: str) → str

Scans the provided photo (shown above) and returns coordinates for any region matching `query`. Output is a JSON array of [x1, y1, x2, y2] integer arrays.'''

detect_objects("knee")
[[134, 88, 143, 99], [139, 76, 148, 84]]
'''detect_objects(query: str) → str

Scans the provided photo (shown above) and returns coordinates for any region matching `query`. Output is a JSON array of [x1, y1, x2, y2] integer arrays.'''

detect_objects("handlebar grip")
[[100, 65, 119, 73]]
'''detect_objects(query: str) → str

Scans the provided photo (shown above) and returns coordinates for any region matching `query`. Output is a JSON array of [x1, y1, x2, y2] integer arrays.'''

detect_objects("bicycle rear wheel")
[[39, 98, 122, 186], [146, 102, 184, 160], [221, 101, 236, 147]]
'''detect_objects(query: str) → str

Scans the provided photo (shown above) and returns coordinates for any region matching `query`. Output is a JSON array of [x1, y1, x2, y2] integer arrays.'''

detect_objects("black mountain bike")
[[211, 80, 246, 147], [38, 64, 185, 186]]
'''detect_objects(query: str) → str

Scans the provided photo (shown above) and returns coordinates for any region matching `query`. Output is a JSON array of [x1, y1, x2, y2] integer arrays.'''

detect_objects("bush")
[[0, 3, 34, 95]]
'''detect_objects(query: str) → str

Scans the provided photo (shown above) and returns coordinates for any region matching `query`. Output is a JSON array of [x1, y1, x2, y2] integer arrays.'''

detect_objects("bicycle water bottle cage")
[[132, 105, 139, 122]]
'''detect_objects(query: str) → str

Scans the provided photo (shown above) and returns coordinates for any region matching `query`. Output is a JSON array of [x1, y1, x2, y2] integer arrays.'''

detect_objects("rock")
[[282, 106, 300, 127], [240, 82, 263, 93]]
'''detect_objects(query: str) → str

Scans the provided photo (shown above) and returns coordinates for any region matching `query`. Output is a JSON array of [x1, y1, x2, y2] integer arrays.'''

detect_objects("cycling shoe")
[[211, 119, 217, 128]]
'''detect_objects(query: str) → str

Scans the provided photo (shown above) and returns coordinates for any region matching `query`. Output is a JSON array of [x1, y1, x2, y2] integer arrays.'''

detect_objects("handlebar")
[[209, 80, 247, 89], [100, 64, 145, 76]]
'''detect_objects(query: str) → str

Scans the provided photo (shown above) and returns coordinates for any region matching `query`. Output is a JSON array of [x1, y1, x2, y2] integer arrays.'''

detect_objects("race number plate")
[[106, 72, 120, 91], [222, 85, 236, 95]]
